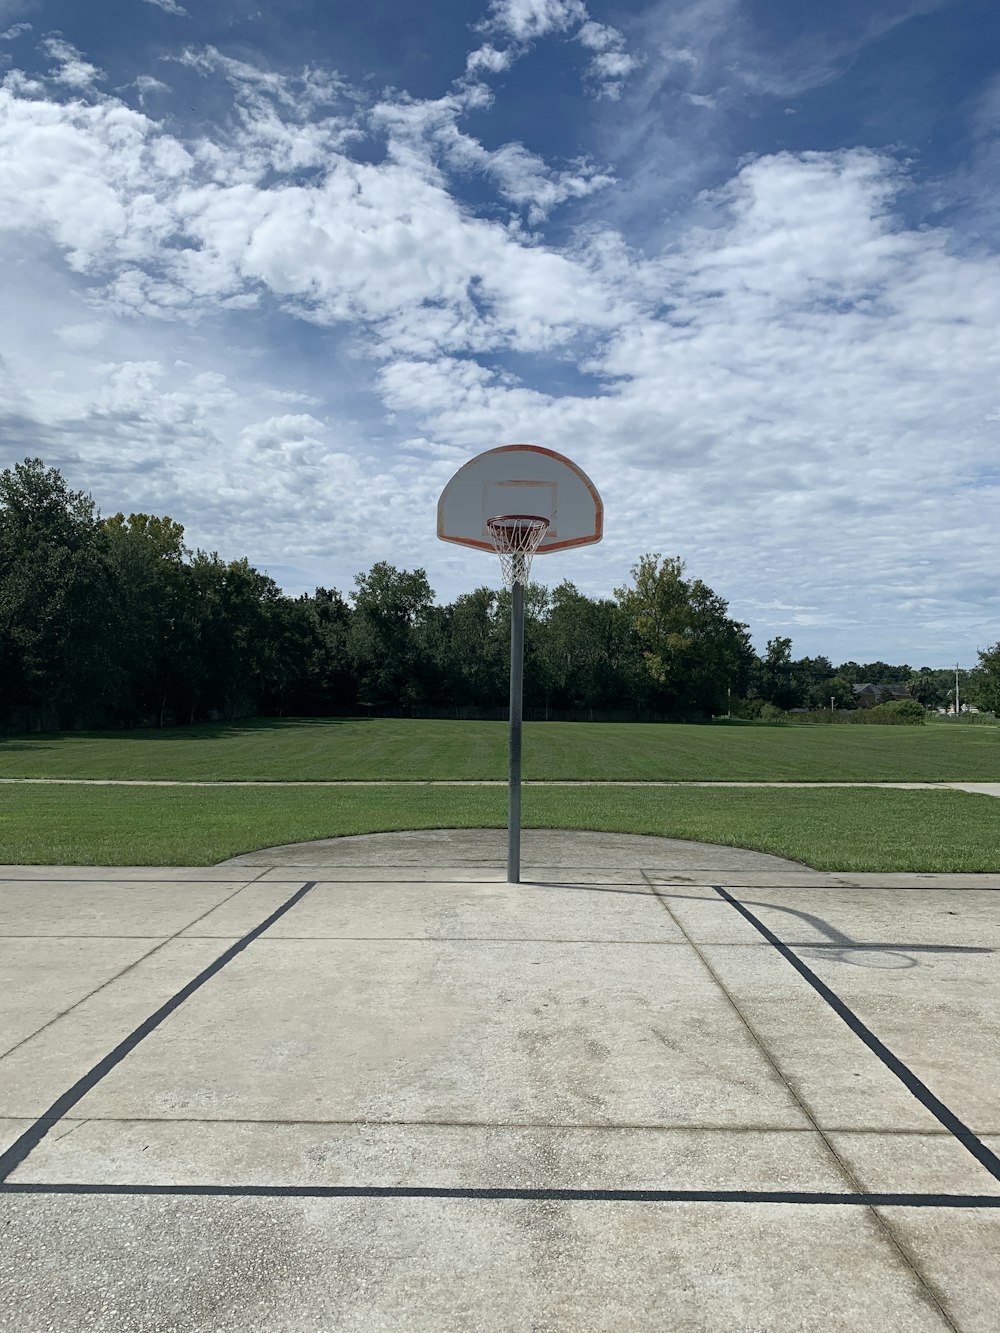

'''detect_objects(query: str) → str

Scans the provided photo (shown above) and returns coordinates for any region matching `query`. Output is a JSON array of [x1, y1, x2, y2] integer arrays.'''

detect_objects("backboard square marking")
[[482, 480, 557, 540]]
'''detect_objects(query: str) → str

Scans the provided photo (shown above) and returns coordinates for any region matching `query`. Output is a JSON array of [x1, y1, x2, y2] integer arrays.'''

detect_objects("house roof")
[[851, 682, 911, 698]]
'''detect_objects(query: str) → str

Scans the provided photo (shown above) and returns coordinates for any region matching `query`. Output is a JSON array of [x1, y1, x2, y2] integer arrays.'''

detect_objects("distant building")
[[851, 683, 912, 708]]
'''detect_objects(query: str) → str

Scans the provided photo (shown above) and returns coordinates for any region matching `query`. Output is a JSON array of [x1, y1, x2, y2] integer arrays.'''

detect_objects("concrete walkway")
[[2, 830, 999, 1330], [2, 777, 1000, 796]]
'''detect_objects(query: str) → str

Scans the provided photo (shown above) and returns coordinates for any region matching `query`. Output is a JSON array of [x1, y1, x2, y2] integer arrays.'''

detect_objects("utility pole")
[[955, 663, 960, 717]]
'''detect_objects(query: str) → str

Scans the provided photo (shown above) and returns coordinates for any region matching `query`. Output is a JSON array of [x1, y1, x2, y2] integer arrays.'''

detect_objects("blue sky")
[[1, 0, 998, 666]]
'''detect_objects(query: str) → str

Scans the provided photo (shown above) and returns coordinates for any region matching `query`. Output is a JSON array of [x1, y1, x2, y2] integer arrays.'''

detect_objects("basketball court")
[[2, 830, 999, 1330], [3, 447, 997, 1327]]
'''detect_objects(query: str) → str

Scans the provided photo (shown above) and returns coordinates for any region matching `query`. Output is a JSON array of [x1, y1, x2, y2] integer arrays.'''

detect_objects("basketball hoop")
[[438, 448, 602, 883], [486, 514, 549, 588]]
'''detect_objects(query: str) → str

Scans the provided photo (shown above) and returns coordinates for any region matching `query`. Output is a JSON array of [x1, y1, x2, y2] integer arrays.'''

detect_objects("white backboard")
[[437, 445, 603, 554]]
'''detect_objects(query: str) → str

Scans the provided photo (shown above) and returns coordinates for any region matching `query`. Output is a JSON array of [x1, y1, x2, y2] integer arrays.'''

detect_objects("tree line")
[[1, 459, 996, 731]]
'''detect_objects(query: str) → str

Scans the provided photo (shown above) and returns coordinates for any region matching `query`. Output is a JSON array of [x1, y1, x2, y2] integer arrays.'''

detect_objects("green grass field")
[[1, 783, 998, 871], [1, 716, 997, 781]]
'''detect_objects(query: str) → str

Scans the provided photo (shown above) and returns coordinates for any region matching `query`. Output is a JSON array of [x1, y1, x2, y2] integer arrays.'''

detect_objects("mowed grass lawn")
[[1, 783, 998, 871], [1, 716, 997, 781]]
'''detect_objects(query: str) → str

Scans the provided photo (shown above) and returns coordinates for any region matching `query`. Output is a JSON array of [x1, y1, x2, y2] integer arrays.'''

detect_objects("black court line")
[[0, 880, 318, 1184], [649, 884, 1000, 894], [2, 1182, 999, 1207], [4, 877, 998, 1208], [713, 885, 1000, 1185], [784, 943, 991, 954]]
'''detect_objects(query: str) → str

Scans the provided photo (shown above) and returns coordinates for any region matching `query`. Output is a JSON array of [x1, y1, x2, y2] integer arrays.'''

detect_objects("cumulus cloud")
[[476, 0, 637, 99], [485, 0, 587, 42], [465, 44, 514, 76], [0, 40, 997, 656], [39, 35, 104, 89], [371, 90, 614, 224], [575, 18, 638, 98]]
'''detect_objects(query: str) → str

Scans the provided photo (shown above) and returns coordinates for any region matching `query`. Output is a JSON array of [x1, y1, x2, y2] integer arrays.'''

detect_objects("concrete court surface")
[[1, 830, 999, 1332]]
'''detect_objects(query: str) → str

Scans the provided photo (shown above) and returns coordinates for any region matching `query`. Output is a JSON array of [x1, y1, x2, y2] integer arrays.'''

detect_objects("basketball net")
[[486, 514, 549, 589]]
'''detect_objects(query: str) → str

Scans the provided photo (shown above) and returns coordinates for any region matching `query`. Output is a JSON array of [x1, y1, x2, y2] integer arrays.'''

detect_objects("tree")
[[101, 512, 190, 724], [857, 661, 911, 685], [0, 459, 116, 724], [496, 582, 550, 711], [758, 637, 800, 710], [439, 586, 507, 709], [258, 595, 323, 717], [908, 667, 953, 709], [807, 676, 855, 710], [536, 582, 642, 715], [349, 562, 436, 707], [793, 655, 833, 699], [974, 644, 1000, 715], [614, 555, 753, 716], [292, 588, 357, 714]]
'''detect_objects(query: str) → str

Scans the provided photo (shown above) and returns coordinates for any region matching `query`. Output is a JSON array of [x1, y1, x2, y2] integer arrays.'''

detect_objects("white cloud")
[[0, 21, 30, 40], [130, 73, 171, 105], [465, 44, 514, 75], [479, 0, 638, 99], [241, 413, 330, 467], [141, 0, 189, 14], [576, 20, 619, 51], [485, 0, 587, 42], [0, 44, 998, 657], [574, 18, 637, 99], [175, 45, 350, 113], [587, 50, 637, 98], [39, 35, 104, 89]]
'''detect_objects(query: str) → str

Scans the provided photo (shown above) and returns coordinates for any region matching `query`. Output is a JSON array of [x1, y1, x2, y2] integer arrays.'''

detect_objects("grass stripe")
[[2, 717, 998, 783], [2, 784, 999, 871]]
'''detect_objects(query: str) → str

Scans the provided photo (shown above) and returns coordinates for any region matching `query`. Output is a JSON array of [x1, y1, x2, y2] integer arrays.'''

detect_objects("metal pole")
[[507, 579, 525, 883]]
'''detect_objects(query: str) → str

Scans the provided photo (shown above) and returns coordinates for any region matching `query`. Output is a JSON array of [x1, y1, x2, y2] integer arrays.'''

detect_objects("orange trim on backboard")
[[437, 444, 603, 553]]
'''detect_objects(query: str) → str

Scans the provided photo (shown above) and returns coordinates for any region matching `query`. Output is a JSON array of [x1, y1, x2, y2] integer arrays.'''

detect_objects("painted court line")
[[3, 1182, 1000, 1207], [0, 880, 318, 1184], [2, 878, 997, 1210], [713, 884, 1000, 1186]]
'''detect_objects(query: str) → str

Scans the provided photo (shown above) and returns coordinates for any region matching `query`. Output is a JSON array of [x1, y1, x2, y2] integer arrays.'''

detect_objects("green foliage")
[[0, 460, 323, 728], [758, 637, 800, 710], [838, 660, 912, 686], [0, 459, 115, 723], [975, 643, 1000, 716], [614, 554, 753, 716], [807, 675, 855, 710], [0, 458, 989, 736], [848, 699, 926, 724], [349, 561, 438, 706], [533, 582, 633, 714]]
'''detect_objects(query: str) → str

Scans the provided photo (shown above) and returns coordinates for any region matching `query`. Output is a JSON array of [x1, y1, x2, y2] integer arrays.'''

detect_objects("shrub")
[[849, 699, 926, 725], [790, 708, 836, 724], [729, 696, 764, 719]]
